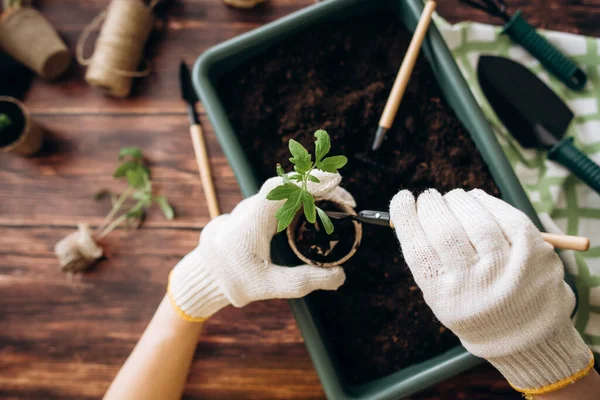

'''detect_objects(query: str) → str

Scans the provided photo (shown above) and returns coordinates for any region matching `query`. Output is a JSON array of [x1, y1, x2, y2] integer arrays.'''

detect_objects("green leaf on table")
[[302, 191, 316, 223], [113, 161, 139, 178], [275, 190, 302, 232], [119, 147, 143, 161], [266, 183, 300, 201], [316, 155, 348, 173], [155, 196, 175, 220], [314, 130, 331, 163], [317, 207, 334, 234], [132, 191, 152, 202], [126, 168, 147, 189], [307, 174, 320, 183], [289, 139, 312, 173]]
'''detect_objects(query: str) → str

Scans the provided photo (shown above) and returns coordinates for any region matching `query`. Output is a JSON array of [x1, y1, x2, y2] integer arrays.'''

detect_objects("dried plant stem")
[[96, 198, 146, 239], [96, 213, 128, 239], [95, 187, 133, 234]]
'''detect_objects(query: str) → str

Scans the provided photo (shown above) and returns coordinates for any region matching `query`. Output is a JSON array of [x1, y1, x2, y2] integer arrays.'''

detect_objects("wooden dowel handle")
[[378, 0, 436, 129], [190, 124, 220, 219], [389, 220, 589, 251], [540, 232, 590, 252]]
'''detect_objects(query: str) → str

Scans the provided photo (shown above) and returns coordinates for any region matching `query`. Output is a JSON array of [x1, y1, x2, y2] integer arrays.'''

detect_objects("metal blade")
[[179, 61, 198, 105], [477, 56, 573, 149], [324, 211, 351, 220]]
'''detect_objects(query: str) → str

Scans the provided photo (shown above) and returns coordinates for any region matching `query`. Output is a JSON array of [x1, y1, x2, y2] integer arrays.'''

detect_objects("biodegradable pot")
[[287, 200, 362, 268], [0, 7, 71, 79], [0, 96, 43, 156]]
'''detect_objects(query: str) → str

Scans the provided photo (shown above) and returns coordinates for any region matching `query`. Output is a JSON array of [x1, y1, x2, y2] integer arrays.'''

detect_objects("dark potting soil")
[[218, 11, 501, 384], [0, 101, 25, 148], [295, 200, 356, 264]]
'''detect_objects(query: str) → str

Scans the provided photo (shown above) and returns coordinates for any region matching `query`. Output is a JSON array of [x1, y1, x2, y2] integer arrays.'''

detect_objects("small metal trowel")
[[326, 209, 590, 251], [478, 56, 600, 195]]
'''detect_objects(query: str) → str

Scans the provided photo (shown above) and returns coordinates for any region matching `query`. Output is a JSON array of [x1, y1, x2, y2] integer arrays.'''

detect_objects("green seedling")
[[0, 114, 11, 131], [94, 147, 174, 238], [267, 130, 347, 234], [55, 147, 175, 273]]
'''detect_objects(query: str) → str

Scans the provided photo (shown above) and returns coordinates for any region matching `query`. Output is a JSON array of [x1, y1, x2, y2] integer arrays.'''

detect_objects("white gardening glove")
[[168, 171, 352, 322], [390, 188, 593, 397]]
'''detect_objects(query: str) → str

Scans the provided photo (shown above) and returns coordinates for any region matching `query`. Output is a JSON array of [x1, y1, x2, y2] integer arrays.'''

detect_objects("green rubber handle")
[[548, 137, 600, 195], [503, 11, 587, 90]]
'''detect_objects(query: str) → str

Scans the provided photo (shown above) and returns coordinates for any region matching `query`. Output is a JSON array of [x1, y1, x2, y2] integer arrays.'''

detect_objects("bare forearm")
[[104, 295, 204, 400], [536, 368, 600, 400]]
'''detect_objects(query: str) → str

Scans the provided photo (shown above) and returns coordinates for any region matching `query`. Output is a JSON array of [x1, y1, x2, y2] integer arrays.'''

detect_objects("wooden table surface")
[[1, 1, 598, 399]]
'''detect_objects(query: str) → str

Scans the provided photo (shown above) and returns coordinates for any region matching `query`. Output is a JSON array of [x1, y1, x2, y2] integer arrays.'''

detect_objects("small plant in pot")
[[0, 96, 43, 155], [267, 130, 362, 267], [0, 0, 71, 79]]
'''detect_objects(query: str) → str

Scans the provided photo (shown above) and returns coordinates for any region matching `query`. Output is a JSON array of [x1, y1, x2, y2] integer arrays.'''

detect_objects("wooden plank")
[[0, 226, 324, 400], [0, 114, 243, 228]]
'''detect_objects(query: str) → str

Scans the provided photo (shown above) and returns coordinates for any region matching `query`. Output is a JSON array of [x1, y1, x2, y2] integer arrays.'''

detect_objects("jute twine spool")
[[76, 0, 158, 98], [0, 8, 71, 79], [0, 96, 44, 156]]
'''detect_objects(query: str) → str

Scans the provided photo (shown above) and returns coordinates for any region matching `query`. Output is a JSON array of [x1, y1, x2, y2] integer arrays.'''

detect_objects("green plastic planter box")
[[193, 0, 541, 398]]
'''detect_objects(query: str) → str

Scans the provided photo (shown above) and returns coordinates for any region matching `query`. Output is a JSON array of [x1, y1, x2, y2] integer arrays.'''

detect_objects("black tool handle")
[[503, 11, 587, 90], [358, 210, 393, 227], [548, 137, 600, 195]]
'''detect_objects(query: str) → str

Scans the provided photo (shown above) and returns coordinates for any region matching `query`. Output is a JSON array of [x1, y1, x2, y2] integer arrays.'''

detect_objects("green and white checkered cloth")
[[435, 17, 600, 353]]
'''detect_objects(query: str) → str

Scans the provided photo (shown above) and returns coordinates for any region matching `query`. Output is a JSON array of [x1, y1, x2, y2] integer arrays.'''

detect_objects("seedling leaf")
[[289, 139, 312, 173], [267, 130, 347, 235], [314, 130, 331, 163], [317, 207, 334, 234], [302, 191, 316, 223], [126, 168, 146, 189], [266, 183, 301, 201], [316, 155, 348, 173], [113, 161, 138, 178], [119, 147, 143, 160], [276, 190, 302, 232], [307, 174, 320, 183]]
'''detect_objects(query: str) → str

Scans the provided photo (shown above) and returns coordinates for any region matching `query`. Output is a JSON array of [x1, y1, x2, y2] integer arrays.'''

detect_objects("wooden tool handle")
[[190, 124, 220, 219], [540, 232, 590, 252], [378, 0, 436, 129], [389, 220, 589, 251]]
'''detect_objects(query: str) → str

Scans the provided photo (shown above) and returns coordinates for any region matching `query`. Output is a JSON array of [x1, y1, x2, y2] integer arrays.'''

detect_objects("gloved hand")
[[168, 171, 352, 322], [390, 188, 593, 397]]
